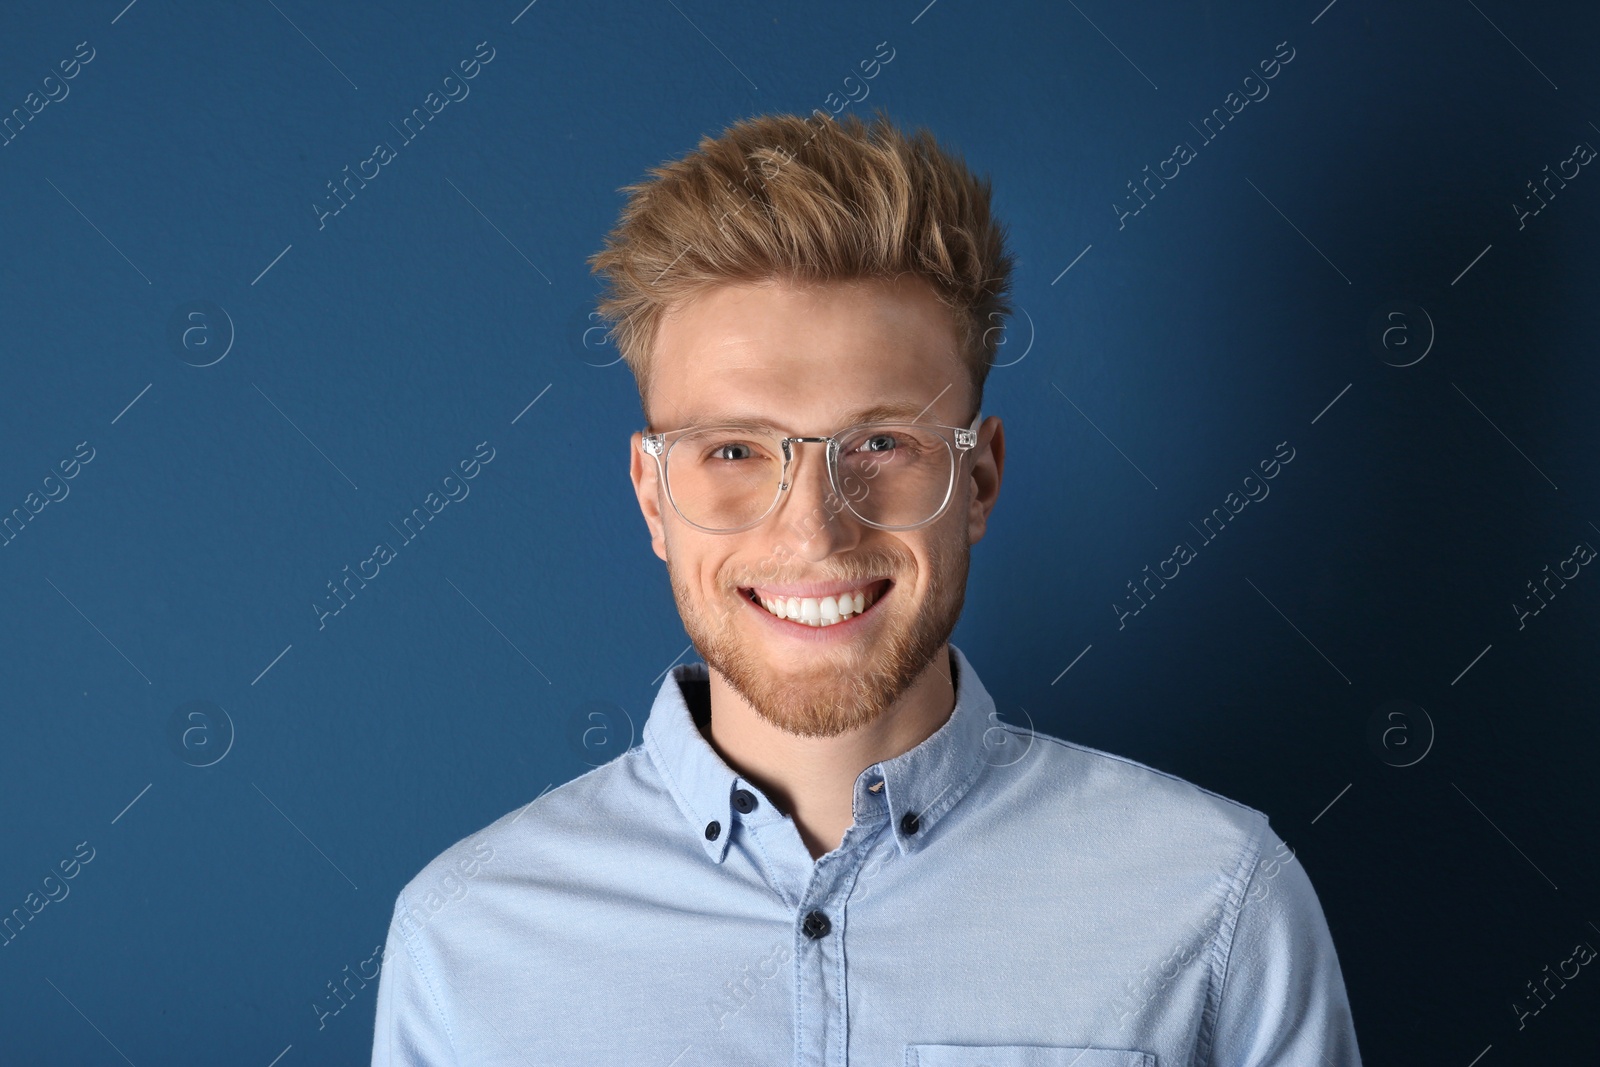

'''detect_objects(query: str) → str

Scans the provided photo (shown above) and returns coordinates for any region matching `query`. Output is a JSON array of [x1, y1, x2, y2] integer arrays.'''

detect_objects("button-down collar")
[[641, 643, 995, 864]]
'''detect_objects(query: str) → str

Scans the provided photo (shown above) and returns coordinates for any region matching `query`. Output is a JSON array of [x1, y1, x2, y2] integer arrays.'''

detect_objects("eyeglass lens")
[[663, 424, 956, 532]]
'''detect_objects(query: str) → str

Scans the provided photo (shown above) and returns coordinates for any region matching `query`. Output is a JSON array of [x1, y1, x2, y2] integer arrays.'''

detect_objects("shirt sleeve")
[[1208, 822, 1363, 1066], [371, 890, 458, 1067]]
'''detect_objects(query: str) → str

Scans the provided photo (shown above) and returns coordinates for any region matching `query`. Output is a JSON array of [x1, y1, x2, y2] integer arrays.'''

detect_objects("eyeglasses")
[[639, 412, 983, 534]]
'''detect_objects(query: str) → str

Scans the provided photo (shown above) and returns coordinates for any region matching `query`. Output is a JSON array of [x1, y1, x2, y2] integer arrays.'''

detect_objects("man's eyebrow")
[[667, 402, 936, 432]]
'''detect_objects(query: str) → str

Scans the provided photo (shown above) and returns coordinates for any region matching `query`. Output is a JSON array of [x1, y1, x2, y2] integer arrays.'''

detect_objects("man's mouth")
[[738, 578, 893, 629]]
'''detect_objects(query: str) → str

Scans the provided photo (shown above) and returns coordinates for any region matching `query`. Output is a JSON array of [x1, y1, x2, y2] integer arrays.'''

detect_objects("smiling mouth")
[[739, 578, 892, 628]]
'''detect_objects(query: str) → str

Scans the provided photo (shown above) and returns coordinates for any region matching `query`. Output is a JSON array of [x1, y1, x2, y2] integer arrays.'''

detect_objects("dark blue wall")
[[2, 1, 1595, 1062]]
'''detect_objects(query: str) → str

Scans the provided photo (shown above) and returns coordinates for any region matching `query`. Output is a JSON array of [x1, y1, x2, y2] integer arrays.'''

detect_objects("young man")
[[371, 110, 1362, 1065]]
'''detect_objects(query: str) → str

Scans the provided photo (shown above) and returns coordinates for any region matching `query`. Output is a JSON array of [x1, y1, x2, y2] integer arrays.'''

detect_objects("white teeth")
[[753, 585, 879, 627]]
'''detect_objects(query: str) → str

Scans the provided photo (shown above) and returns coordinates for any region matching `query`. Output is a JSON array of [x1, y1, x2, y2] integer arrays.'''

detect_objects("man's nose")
[[775, 442, 860, 559]]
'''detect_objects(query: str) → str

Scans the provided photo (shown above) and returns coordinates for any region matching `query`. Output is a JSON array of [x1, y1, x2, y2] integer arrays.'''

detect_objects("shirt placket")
[[740, 774, 890, 1067]]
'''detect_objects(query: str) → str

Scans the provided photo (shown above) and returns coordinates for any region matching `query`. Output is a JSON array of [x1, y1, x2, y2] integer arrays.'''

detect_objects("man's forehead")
[[644, 276, 968, 431], [661, 400, 939, 432]]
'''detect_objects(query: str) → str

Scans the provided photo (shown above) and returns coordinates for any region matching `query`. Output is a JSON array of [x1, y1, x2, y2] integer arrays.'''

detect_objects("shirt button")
[[900, 810, 920, 835], [731, 788, 758, 814], [704, 820, 721, 841], [801, 910, 832, 939]]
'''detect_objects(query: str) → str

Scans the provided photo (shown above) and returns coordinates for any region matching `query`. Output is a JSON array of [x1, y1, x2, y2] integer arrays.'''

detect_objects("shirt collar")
[[641, 643, 997, 863]]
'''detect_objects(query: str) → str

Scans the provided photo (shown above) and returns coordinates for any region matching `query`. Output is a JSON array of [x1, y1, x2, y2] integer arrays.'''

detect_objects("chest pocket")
[[905, 1045, 1156, 1067]]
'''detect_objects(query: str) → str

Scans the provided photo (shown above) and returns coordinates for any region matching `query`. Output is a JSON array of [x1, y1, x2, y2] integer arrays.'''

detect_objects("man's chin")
[[729, 666, 887, 738], [698, 621, 891, 735]]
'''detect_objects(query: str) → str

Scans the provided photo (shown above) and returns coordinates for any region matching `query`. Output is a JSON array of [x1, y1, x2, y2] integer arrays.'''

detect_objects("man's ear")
[[629, 431, 669, 562], [966, 416, 1004, 546]]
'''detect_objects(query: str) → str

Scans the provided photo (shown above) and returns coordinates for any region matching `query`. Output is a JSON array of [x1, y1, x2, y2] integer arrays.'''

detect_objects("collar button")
[[900, 810, 921, 835], [731, 788, 758, 814], [704, 820, 721, 841]]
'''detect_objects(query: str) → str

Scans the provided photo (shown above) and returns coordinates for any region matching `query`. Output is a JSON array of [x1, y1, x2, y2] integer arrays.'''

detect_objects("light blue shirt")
[[371, 644, 1362, 1065]]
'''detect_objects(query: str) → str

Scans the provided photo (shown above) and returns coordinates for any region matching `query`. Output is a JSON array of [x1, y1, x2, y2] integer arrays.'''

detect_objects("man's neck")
[[698, 645, 958, 861]]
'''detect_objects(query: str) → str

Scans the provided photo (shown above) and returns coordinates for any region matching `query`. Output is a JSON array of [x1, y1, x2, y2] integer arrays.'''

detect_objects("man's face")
[[628, 275, 1002, 739]]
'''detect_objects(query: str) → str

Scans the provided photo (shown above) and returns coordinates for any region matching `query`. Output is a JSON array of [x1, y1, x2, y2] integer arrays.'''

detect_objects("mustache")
[[727, 552, 908, 590]]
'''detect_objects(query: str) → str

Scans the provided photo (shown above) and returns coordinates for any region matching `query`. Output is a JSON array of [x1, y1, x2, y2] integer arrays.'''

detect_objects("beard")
[[664, 527, 969, 739]]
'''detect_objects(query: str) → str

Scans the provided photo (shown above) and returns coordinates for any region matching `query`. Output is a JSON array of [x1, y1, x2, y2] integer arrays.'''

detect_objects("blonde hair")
[[587, 108, 1014, 420]]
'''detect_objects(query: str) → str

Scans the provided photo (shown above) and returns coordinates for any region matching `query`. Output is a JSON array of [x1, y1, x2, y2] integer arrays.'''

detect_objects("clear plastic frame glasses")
[[639, 411, 983, 534]]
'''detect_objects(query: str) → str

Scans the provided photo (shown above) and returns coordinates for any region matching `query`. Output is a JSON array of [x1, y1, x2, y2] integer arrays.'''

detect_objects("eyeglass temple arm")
[[955, 410, 983, 450]]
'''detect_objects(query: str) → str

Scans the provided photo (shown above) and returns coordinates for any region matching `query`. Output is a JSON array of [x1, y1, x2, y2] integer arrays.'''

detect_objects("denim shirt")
[[371, 643, 1362, 1065]]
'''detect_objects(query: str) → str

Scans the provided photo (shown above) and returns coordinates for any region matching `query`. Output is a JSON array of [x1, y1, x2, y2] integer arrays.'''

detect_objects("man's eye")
[[855, 434, 897, 453], [709, 442, 756, 461]]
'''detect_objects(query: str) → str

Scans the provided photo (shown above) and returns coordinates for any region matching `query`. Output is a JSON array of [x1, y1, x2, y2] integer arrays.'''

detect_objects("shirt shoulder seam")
[[394, 888, 460, 1060], [481, 745, 648, 836], [1195, 810, 1271, 1065], [1017, 729, 1267, 820]]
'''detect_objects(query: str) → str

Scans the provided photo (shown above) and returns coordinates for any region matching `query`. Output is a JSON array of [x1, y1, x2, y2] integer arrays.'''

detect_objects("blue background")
[[2, 0, 1596, 1062]]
